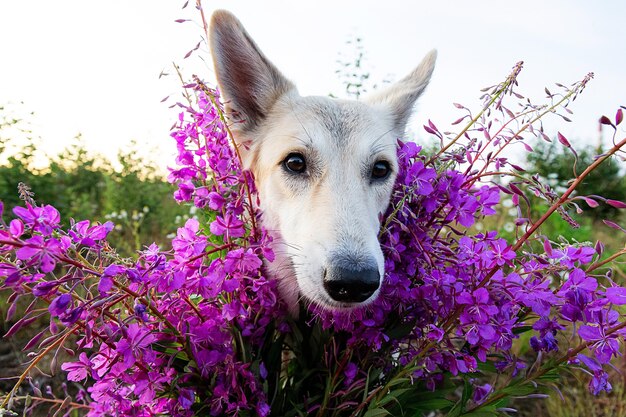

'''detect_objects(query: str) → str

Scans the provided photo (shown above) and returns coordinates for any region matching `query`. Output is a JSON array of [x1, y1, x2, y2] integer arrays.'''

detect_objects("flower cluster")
[[0, 86, 283, 417], [1, 65, 625, 417]]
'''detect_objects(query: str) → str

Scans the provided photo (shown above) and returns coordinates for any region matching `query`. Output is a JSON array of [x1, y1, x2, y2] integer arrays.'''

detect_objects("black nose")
[[323, 266, 380, 303]]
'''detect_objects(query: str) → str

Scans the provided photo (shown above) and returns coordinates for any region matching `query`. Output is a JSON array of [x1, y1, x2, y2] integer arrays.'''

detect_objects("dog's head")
[[210, 10, 435, 312]]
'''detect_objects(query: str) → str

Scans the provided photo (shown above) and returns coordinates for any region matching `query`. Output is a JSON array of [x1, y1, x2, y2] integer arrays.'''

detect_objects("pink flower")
[[13, 204, 61, 235], [115, 324, 157, 370], [61, 352, 93, 381], [210, 213, 245, 239], [16, 235, 70, 273]]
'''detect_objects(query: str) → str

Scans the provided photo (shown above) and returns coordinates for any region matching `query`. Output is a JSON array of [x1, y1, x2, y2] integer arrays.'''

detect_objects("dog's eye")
[[283, 153, 307, 174], [371, 160, 391, 180]]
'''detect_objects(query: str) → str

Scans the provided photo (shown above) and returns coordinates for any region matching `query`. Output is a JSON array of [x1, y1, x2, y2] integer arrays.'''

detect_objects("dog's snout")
[[323, 265, 380, 303]]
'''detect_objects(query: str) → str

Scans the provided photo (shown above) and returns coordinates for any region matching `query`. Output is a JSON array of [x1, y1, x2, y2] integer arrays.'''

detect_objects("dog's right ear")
[[366, 49, 437, 134], [210, 10, 296, 133]]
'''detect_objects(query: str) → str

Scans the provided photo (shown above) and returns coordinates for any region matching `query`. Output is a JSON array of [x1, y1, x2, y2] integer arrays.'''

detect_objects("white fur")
[[210, 10, 436, 313]]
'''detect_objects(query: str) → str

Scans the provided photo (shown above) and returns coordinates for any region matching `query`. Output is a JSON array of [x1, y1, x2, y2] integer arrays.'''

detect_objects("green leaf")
[[386, 377, 411, 388], [512, 325, 533, 335], [363, 409, 391, 417], [536, 368, 562, 381], [461, 411, 498, 417], [413, 398, 454, 410], [461, 377, 473, 407], [500, 383, 537, 396], [385, 317, 418, 340], [377, 388, 413, 407], [476, 361, 497, 373]]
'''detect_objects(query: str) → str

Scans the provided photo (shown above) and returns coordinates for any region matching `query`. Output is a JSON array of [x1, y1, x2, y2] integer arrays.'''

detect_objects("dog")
[[209, 10, 436, 314]]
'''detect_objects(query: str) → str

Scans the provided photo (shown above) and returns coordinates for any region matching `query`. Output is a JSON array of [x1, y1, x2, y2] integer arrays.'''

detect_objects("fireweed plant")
[[2, 53, 626, 417]]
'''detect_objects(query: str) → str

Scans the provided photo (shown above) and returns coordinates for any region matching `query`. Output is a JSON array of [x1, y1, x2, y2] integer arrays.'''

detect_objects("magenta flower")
[[70, 220, 114, 246], [115, 324, 157, 370], [61, 352, 93, 381], [605, 286, 626, 305], [210, 213, 246, 239], [482, 238, 515, 267], [16, 235, 69, 273], [405, 161, 437, 195], [577, 354, 613, 395], [49, 293, 72, 317], [9, 219, 24, 238], [172, 218, 207, 258], [13, 203, 61, 235], [578, 324, 621, 364], [224, 248, 262, 274], [458, 288, 499, 325]]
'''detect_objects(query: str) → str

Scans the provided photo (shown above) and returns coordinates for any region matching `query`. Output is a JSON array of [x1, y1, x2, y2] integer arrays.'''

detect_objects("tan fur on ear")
[[366, 49, 437, 133], [210, 10, 296, 132]]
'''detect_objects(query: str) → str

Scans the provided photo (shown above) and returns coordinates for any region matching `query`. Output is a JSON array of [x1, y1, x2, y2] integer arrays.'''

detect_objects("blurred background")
[[1, 0, 625, 165], [0, 1, 625, 415]]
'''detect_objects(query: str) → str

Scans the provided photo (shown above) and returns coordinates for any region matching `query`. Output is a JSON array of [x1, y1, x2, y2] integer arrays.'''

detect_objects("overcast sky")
[[1, 1, 624, 170]]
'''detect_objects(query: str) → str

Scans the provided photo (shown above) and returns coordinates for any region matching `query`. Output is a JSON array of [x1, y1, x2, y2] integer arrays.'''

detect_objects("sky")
[[1, 0, 624, 171]]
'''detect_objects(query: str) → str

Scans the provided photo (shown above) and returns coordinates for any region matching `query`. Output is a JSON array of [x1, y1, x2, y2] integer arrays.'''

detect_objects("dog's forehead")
[[288, 96, 394, 147]]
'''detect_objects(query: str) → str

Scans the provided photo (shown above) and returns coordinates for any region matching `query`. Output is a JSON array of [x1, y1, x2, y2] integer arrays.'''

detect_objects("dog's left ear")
[[210, 10, 296, 133], [366, 49, 437, 133]]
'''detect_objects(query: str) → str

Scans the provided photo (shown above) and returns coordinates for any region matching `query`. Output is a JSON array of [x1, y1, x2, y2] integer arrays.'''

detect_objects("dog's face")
[[210, 10, 435, 312]]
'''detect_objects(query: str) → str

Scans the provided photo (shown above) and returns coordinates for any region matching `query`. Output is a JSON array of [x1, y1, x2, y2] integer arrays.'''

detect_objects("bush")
[[0, 122, 187, 257], [527, 140, 626, 221]]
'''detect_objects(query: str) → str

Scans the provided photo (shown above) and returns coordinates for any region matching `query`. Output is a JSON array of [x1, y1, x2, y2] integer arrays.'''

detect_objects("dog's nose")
[[323, 265, 380, 303]]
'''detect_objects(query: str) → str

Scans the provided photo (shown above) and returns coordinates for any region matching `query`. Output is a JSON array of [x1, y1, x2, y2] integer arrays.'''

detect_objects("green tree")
[[0, 106, 187, 257], [527, 140, 626, 220]]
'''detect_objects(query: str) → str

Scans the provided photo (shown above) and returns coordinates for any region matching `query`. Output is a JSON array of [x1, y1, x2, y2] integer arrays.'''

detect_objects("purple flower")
[[174, 180, 195, 202], [405, 161, 437, 195], [1, 70, 624, 416], [344, 362, 358, 385], [476, 186, 500, 216], [482, 239, 515, 267], [455, 196, 480, 228], [115, 324, 157, 370], [13, 204, 61, 235], [558, 268, 597, 294], [32, 280, 59, 296], [224, 248, 262, 274], [49, 293, 72, 317], [577, 354, 612, 395], [458, 288, 499, 325], [16, 235, 69, 273], [210, 213, 246, 239], [259, 362, 268, 380], [578, 324, 621, 363], [178, 388, 195, 409], [472, 382, 492, 404], [98, 264, 126, 294], [172, 218, 207, 257], [70, 220, 114, 246], [549, 246, 595, 268], [256, 402, 271, 417], [207, 191, 226, 210], [61, 352, 93, 381], [605, 286, 626, 305]]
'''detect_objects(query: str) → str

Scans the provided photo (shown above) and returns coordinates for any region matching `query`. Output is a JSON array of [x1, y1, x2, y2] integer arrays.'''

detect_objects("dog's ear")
[[366, 49, 437, 133], [210, 10, 296, 132]]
